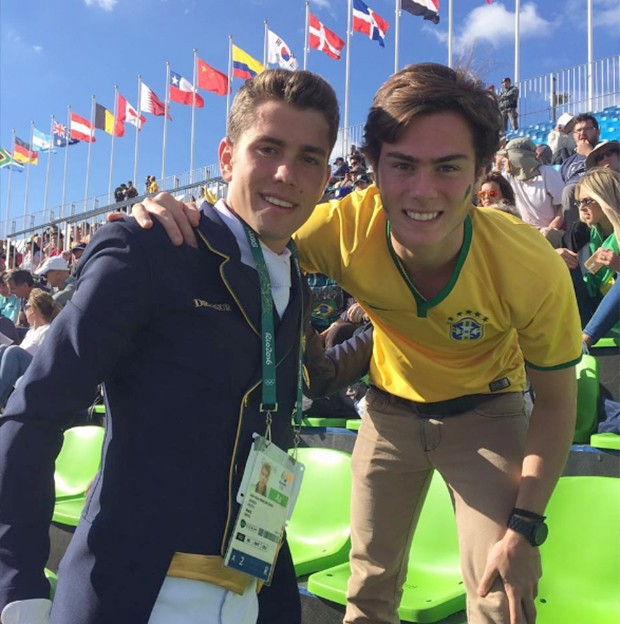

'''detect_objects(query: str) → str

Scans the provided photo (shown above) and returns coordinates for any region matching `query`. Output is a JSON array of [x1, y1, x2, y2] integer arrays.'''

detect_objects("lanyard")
[[242, 224, 305, 431]]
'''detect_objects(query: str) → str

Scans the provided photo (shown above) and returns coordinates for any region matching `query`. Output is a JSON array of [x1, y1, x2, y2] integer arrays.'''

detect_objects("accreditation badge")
[[224, 435, 304, 584]]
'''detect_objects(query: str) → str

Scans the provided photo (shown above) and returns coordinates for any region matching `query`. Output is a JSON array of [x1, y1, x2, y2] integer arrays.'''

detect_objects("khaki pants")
[[345, 389, 529, 624]]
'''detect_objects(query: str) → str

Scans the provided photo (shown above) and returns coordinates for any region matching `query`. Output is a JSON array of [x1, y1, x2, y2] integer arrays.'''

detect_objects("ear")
[[219, 138, 234, 182]]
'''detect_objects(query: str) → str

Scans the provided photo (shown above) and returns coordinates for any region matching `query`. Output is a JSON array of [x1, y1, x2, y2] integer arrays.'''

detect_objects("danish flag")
[[309, 13, 345, 60]]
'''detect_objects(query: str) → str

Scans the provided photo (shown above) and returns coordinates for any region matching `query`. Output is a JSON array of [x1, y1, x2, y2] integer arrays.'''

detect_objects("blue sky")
[[1, 0, 619, 232]]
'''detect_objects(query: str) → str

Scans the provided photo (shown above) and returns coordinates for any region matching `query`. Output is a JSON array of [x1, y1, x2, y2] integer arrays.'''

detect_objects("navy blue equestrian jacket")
[[0, 205, 370, 623]]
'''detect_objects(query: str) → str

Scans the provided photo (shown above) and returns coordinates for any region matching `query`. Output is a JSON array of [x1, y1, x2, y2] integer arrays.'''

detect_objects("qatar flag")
[[267, 29, 299, 71]]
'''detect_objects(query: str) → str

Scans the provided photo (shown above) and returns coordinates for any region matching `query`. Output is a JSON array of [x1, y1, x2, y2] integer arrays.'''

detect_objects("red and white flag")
[[70, 113, 96, 143], [117, 94, 146, 130], [309, 13, 345, 60], [140, 81, 171, 119]]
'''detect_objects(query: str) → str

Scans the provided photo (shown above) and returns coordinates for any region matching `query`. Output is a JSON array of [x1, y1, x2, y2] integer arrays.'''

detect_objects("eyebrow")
[[257, 136, 328, 158], [384, 150, 471, 164]]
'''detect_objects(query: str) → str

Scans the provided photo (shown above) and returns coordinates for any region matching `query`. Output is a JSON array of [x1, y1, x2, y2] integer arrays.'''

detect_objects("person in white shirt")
[[0, 289, 60, 408]]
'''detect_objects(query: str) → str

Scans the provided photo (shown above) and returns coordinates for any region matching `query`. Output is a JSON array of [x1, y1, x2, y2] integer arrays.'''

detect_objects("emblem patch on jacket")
[[193, 299, 232, 312]]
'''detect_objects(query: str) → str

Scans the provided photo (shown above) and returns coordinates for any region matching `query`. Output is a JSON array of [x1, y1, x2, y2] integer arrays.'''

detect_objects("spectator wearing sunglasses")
[[477, 171, 519, 217], [585, 140, 620, 173]]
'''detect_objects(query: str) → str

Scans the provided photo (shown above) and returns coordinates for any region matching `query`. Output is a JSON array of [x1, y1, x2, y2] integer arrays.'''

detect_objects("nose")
[[409, 169, 438, 201], [273, 158, 297, 187]]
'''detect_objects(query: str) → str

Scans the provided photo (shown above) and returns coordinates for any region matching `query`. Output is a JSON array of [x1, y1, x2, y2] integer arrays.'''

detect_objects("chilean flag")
[[169, 71, 205, 107], [353, 0, 390, 47]]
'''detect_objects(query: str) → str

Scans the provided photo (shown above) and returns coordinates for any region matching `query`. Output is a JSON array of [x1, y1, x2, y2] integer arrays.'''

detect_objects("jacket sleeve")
[[303, 323, 373, 399], [0, 220, 154, 608]]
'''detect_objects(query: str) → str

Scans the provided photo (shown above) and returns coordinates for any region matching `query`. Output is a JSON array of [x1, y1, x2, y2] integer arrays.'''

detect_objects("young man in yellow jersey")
[[133, 63, 582, 624]]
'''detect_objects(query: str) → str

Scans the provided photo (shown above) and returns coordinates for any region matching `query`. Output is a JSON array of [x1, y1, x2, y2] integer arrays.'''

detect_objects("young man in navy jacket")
[[0, 70, 369, 624]]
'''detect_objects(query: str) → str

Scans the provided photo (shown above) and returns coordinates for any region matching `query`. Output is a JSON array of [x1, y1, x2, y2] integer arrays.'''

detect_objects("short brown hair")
[[227, 69, 340, 151], [363, 63, 502, 171]]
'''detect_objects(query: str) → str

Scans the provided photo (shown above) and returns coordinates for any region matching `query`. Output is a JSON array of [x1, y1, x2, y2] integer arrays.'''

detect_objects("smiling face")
[[219, 100, 332, 253], [375, 111, 482, 267]]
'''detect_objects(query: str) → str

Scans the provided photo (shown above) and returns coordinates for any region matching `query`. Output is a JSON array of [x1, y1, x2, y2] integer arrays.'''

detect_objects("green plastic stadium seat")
[[53, 426, 104, 526], [592, 334, 619, 349], [536, 476, 620, 624], [45, 568, 58, 600], [287, 448, 352, 577], [590, 432, 620, 450], [345, 419, 361, 431], [573, 355, 599, 443], [300, 416, 348, 428], [308, 472, 465, 623]]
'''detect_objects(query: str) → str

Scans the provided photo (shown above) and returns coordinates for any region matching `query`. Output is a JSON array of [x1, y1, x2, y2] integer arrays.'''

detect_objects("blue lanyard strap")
[[242, 224, 305, 427]]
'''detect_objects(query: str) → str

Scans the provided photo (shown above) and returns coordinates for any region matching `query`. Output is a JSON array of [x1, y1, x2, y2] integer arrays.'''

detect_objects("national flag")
[[353, 0, 390, 47], [0, 147, 24, 172], [169, 71, 204, 107], [401, 0, 440, 24], [117, 94, 145, 131], [232, 45, 264, 80], [139, 81, 171, 119], [197, 58, 229, 96], [52, 121, 80, 147], [95, 103, 124, 137], [70, 113, 96, 143], [32, 128, 53, 152], [13, 137, 38, 164], [267, 30, 299, 71], [309, 13, 346, 60]]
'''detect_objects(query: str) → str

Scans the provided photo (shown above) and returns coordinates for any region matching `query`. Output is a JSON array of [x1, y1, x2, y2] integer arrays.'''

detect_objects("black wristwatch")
[[507, 509, 548, 547]]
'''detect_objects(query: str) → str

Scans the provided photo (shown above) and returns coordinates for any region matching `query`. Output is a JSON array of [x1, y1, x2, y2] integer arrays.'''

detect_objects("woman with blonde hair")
[[575, 168, 620, 347], [0, 288, 61, 407]]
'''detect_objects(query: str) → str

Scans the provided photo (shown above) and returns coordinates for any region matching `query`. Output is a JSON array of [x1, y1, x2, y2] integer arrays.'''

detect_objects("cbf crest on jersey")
[[448, 311, 489, 341]]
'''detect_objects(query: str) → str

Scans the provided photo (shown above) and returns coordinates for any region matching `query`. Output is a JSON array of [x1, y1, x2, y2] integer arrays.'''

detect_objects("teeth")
[[405, 211, 439, 221], [265, 196, 294, 209]]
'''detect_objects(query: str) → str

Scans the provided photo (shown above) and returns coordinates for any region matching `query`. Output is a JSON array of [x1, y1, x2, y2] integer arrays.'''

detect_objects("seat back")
[[574, 354, 599, 443], [287, 447, 352, 576], [54, 426, 105, 499], [536, 476, 620, 624]]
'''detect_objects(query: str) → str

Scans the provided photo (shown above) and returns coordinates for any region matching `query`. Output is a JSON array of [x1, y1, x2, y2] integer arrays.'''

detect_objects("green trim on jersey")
[[385, 215, 473, 318], [525, 355, 583, 371]]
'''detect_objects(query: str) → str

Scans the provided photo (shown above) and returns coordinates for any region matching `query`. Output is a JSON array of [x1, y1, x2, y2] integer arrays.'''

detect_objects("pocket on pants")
[[473, 392, 525, 419]]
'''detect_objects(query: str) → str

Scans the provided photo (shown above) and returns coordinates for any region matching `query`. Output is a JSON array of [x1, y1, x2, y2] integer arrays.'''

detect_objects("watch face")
[[532, 522, 549, 546]]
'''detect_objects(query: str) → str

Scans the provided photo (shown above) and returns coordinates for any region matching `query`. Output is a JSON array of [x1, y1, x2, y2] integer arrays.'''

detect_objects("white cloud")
[[33, 45, 43, 53], [84, 0, 118, 11], [595, 0, 620, 31], [311, 0, 333, 11], [456, 2, 553, 50]]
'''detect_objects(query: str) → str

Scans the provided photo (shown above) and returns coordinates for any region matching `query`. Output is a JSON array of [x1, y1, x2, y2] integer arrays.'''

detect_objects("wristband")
[[511, 507, 546, 521]]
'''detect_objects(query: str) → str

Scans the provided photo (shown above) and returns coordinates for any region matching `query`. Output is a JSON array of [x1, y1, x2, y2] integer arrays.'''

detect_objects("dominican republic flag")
[[401, 0, 440, 24], [309, 13, 345, 60], [169, 71, 204, 107], [267, 29, 299, 71], [52, 121, 79, 147], [70, 113, 95, 142], [353, 0, 389, 47]]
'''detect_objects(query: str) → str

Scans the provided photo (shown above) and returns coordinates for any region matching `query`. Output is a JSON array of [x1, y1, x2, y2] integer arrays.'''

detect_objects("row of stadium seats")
[[50, 432, 619, 623]]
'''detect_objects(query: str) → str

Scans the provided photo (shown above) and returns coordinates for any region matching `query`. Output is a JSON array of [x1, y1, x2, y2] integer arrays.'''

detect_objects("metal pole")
[[84, 95, 95, 211], [133, 75, 142, 187], [448, 0, 453, 68], [161, 64, 170, 183], [190, 50, 198, 183], [394, 0, 400, 73], [514, 0, 520, 83], [343, 0, 352, 158], [304, 2, 309, 71]]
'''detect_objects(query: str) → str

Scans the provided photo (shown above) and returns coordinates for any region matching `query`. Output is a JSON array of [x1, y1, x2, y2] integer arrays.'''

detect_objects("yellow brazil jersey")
[[294, 185, 583, 403]]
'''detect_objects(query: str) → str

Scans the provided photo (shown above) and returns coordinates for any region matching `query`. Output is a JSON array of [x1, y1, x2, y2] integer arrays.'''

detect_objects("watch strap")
[[512, 507, 546, 521]]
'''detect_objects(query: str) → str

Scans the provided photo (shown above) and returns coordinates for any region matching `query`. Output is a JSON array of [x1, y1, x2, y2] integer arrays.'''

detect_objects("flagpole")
[[226, 37, 233, 129], [84, 94, 95, 212], [43, 114, 54, 223], [514, 0, 520, 83], [587, 0, 593, 111], [133, 75, 142, 188], [394, 0, 400, 73], [109, 85, 119, 203], [190, 50, 198, 183], [343, 0, 353, 158], [263, 21, 269, 67], [448, 0, 453, 68], [162, 63, 170, 184], [23, 121, 34, 231], [5, 130, 16, 239], [61, 106, 71, 214], [304, 2, 310, 70]]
